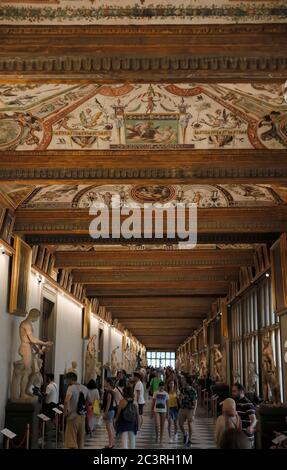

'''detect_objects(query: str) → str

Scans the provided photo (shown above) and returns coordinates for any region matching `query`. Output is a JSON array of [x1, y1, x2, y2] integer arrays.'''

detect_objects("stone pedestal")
[[5, 400, 41, 449], [256, 405, 287, 449]]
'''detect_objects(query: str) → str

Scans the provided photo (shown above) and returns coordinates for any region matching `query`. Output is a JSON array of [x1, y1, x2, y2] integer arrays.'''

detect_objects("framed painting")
[[0, 209, 15, 244], [9, 236, 32, 316], [0, 208, 6, 232], [82, 298, 91, 339], [270, 234, 287, 315], [124, 113, 178, 147]]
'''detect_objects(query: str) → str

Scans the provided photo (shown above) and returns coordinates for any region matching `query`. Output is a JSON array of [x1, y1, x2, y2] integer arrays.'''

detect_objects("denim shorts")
[[169, 407, 178, 421], [104, 410, 115, 422]]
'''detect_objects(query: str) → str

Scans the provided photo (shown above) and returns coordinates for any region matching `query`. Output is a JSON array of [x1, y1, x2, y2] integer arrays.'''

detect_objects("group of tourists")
[[41, 365, 259, 450]]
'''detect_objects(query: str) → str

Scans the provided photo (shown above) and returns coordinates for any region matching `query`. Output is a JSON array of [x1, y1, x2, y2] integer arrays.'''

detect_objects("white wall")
[[54, 292, 84, 384]]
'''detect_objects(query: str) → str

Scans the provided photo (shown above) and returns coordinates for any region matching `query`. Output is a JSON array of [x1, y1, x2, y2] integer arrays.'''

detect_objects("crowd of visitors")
[[40, 364, 261, 450]]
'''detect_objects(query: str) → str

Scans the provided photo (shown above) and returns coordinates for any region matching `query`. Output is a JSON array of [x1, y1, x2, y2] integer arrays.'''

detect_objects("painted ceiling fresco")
[[0, 1, 286, 25], [44, 243, 256, 252], [0, 82, 286, 151], [10, 183, 283, 209]]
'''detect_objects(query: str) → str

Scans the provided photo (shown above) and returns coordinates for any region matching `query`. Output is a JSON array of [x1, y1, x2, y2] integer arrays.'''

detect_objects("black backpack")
[[122, 400, 137, 423], [77, 390, 87, 416]]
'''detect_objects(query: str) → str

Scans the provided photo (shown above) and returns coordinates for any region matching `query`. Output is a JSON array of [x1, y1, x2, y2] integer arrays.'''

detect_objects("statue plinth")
[[5, 400, 41, 449]]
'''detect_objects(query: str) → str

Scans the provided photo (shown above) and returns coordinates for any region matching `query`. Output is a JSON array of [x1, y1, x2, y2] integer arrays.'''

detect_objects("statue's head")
[[71, 361, 77, 369], [263, 335, 270, 346], [28, 308, 40, 322]]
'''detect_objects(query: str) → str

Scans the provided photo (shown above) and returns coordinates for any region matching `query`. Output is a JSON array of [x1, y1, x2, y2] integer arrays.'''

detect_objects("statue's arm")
[[26, 328, 52, 347]]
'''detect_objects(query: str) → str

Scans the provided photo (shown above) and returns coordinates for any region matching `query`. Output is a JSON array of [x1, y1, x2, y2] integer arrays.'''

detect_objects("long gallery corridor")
[[0, 0, 287, 455]]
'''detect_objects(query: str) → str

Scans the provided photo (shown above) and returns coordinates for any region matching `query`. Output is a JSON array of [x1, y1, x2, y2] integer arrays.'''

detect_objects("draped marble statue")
[[84, 334, 101, 384], [212, 344, 223, 382], [262, 334, 280, 403], [111, 346, 119, 376], [11, 308, 53, 401], [247, 362, 259, 393]]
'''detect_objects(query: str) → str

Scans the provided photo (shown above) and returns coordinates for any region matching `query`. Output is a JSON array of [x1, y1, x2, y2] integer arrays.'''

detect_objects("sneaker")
[[186, 440, 192, 448], [169, 437, 173, 443], [183, 433, 188, 445], [174, 433, 178, 441]]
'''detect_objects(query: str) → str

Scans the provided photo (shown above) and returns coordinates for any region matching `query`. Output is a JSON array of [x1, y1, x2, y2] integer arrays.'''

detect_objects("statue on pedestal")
[[84, 335, 101, 384], [212, 344, 223, 382], [247, 362, 259, 393], [11, 308, 53, 402], [262, 334, 280, 404], [111, 346, 119, 376]]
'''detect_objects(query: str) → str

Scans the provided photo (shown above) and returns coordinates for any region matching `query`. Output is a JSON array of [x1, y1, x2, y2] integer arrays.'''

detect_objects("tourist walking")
[[115, 386, 139, 449], [151, 381, 169, 445]]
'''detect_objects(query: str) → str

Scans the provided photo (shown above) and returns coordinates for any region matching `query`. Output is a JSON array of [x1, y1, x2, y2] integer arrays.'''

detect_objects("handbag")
[[93, 399, 101, 416]]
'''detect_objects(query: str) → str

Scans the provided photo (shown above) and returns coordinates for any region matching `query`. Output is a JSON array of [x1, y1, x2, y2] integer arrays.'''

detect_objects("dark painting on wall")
[[9, 236, 32, 316], [0, 209, 15, 244]]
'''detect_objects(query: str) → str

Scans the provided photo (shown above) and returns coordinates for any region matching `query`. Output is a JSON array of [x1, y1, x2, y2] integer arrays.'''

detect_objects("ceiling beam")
[[86, 287, 228, 297], [98, 296, 215, 307], [71, 269, 238, 284], [1, 150, 287, 184], [14, 207, 287, 234], [0, 24, 286, 80], [54, 249, 255, 269]]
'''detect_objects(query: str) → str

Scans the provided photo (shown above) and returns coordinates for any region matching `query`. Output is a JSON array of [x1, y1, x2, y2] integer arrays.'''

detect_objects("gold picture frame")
[[82, 298, 91, 339], [270, 234, 287, 315], [9, 236, 32, 316], [0, 209, 15, 245]]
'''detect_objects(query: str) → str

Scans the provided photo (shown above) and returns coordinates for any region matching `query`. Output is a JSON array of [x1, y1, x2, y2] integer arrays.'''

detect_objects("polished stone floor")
[[84, 400, 216, 450]]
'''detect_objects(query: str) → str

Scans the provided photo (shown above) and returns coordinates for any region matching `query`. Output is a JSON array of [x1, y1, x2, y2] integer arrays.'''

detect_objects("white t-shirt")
[[66, 383, 88, 421], [153, 390, 169, 413], [46, 382, 58, 404], [134, 380, 145, 405]]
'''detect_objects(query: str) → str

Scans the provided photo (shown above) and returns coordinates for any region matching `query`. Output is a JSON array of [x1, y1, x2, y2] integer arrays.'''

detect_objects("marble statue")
[[11, 308, 53, 401], [124, 343, 130, 373], [212, 344, 223, 382], [67, 361, 78, 376], [136, 351, 142, 369], [262, 334, 280, 404], [111, 346, 119, 376], [188, 357, 196, 375], [232, 369, 241, 384], [84, 335, 101, 384], [247, 362, 259, 393], [199, 356, 207, 379]]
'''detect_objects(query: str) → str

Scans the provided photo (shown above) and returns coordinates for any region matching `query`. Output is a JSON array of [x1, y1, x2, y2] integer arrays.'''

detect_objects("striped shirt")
[[235, 396, 256, 438]]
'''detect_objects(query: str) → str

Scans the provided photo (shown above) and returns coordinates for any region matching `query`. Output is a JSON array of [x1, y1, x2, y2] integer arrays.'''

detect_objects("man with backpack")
[[64, 372, 89, 449]]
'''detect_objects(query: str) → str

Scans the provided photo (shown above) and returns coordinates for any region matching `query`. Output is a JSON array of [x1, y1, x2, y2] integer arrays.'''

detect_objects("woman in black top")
[[102, 378, 116, 449], [115, 386, 138, 449]]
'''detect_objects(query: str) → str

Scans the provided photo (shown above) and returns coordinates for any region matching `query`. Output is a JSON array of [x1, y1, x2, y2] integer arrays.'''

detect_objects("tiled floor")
[[84, 400, 216, 450]]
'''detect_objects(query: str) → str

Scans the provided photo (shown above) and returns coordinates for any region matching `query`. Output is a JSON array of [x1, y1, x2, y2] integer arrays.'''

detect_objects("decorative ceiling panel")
[[0, 1, 286, 25], [14, 183, 283, 208], [0, 82, 286, 151]]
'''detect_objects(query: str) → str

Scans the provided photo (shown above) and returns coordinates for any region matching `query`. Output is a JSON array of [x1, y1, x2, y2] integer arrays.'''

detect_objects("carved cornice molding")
[[1, 24, 287, 36], [1, 166, 287, 181], [24, 233, 277, 245], [15, 220, 285, 232], [75, 273, 235, 282], [55, 258, 252, 268], [0, 55, 286, 75]]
